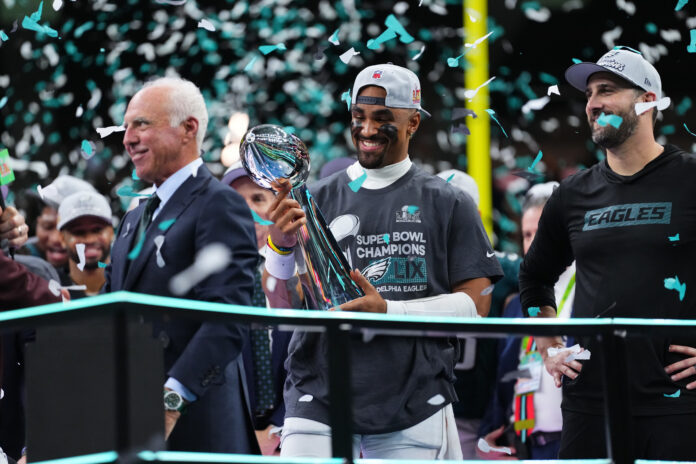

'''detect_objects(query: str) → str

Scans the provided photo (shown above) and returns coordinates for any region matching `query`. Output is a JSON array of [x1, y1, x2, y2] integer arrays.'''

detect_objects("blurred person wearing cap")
[[436, 169, 525, 459], [108, 77, 259, 453], [478, 182, 572, 460], [19, 175, 97, 269], [57, 191, 115, 298], [519, 47, 696, 459], [221, 164, 300, 455], [269, 63, 502, 459]]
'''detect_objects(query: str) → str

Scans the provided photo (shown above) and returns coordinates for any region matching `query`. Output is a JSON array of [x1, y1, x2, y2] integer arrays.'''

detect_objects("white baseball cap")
[[565, 47, 662, 100], [58, 191, 112, 230], [352, 63, 431, 117], [38, 175, 97, 209]]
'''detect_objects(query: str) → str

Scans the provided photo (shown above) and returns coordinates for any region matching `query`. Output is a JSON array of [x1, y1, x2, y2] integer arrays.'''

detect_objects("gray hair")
[[522, 181, 559, 214], [143, 77, 208, 148]]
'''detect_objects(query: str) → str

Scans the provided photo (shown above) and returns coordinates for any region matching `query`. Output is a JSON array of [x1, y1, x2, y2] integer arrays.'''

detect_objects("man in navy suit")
[[105, 77, 260, 453]]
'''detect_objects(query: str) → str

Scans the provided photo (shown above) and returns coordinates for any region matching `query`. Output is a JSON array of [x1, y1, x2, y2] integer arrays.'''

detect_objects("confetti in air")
[[348, 171, 368, 192], [76, 243, 86, 271], [197, 19, 215, 32], [251, 210, 274, 225], [96, 126, 125, 138], [664, 389, 681, 398], [664, 276, 686, 301], [528, 306, 541, 317], [668, 233, 680, 242], [169, 243, 232, 296], [339, 47, 360, 64], [596, 113, 623, 129]]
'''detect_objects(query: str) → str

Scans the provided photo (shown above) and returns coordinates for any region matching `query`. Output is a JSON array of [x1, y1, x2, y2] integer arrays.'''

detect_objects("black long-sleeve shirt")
[[520, 144, 696, 415]]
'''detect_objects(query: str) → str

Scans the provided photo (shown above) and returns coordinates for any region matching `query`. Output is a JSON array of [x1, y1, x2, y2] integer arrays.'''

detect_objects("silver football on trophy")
[[240, 124, 364, 310], [240, 124, 310, 190]]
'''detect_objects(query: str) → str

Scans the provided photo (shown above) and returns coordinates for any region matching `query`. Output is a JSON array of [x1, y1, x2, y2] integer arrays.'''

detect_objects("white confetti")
[[96, 125, 125, 138], [52, 0, 63, 10], [76, 243, 86, 271], [48, 279, 61, 296], [635, 97, 671, 115], [464, 76, 496, 100], [477, 438, 512, 455], [480, 284, 495, 296], [548, 343, 591, 362], [154, 235, 166, 268], [169, 243, 232, 296], [565, 350, 591, 363], [412, 45, 426, 61], [339, 47, 360, 65], [75, 105, 84, 117], [616, 0, 636, 15], [122, 222, 131, 238], [547, 85, 560, 96], [601, 26, 623, 50], [427, 394, 445, 405], [298, 394, 313, 402], [659, 29, 681, 43], [197, 19, 215, 31], [464, 31, 494, 49], [523, 6, 551, 22], [521, 96, 550, 114], [266, 276, 277, 292]]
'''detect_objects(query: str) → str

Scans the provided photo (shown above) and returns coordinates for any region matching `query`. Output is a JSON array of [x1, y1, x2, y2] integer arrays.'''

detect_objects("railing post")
[[327, 323, 354, 462], [598, 331, 634, 464]]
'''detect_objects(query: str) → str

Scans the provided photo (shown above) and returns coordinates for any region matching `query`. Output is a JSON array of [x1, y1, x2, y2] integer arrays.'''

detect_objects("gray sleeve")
[[447, 191, 503, 287]]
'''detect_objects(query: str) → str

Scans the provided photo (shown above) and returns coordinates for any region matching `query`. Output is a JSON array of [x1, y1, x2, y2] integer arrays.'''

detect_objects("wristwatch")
[[163, 389, 186, 412]]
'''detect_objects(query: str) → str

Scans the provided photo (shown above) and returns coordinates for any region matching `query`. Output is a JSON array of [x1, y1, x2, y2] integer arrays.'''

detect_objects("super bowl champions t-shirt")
[[283, 164, 503, 434]]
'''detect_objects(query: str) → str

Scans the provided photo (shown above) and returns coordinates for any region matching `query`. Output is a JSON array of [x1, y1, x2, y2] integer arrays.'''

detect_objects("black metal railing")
[[4, 291, 695, 464]]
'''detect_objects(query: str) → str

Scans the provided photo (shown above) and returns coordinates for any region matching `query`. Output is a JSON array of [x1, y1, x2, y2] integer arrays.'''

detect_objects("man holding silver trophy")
[[241, 63, 502, 458]]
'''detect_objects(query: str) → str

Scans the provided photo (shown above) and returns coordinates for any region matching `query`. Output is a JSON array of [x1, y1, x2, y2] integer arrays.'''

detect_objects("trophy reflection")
[[240, 124, 364, 310]]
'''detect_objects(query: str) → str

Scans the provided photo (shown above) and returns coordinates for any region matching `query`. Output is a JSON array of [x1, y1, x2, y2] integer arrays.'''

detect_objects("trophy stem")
[[290, 185, 364, 310]]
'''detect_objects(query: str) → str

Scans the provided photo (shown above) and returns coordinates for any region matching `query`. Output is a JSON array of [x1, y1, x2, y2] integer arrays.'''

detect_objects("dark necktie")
[[251, 263, 276, 416], [130, 193, 161, 256]]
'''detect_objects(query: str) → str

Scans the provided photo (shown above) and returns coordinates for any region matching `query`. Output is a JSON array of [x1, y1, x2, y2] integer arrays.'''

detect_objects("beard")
[[351, 122, 397, 169], [589, 106, 639, 149]]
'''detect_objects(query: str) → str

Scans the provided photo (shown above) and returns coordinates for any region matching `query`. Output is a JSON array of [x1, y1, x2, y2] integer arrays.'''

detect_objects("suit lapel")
[[122, 166, 212, 290], [111, 207, 142, 290]]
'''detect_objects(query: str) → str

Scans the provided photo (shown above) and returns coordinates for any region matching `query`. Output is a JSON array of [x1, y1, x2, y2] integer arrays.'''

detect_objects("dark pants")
[[559, 409, 696, 460]]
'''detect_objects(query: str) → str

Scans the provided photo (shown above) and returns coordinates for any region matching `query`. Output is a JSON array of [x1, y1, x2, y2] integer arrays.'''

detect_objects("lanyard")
[[556, 273, 576, 317]]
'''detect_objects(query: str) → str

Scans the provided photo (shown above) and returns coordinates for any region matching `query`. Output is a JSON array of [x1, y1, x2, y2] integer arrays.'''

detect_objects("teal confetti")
[[485, 109, 508, 138], [127, 235, 145, 260], [384, 14, 414, 43], [668, 233, 680, 242], [645, 23, 658, 34], [446, 173, 455, 183], [81, 139, 94, 157], [406, 205, 419, 215], [251, 209, 274, 225], [689, 30, 696, 53], [685, 124, 696, 137], [348, 171, 367, 192], [676, 97, 692, 115], [329, 28, 339, 44], [447, 53, 465, 68], [676, 0, 689, 11], [528, 150, 543, 172], [132, 169, 139, 180], [158, 219, 176, 231], [664, 389, 681, 398], [0, 96, 7, 109], [259, 43, 286, 55], [98, 261, 107, 268], [244, 56, 258, 72], [367, 29, 397, 50], [613, 45, 641, 54], [664, 276, 686, 301], [341, 89, 351, 111], [597, 113, 623, 129], [0, 31, 8, 42], [382, 233, 390, 244], [528, 306, 541, 317], [572, 58, 582, 64], [283, 126, 296, 135], [116, 186, 150, 198]]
